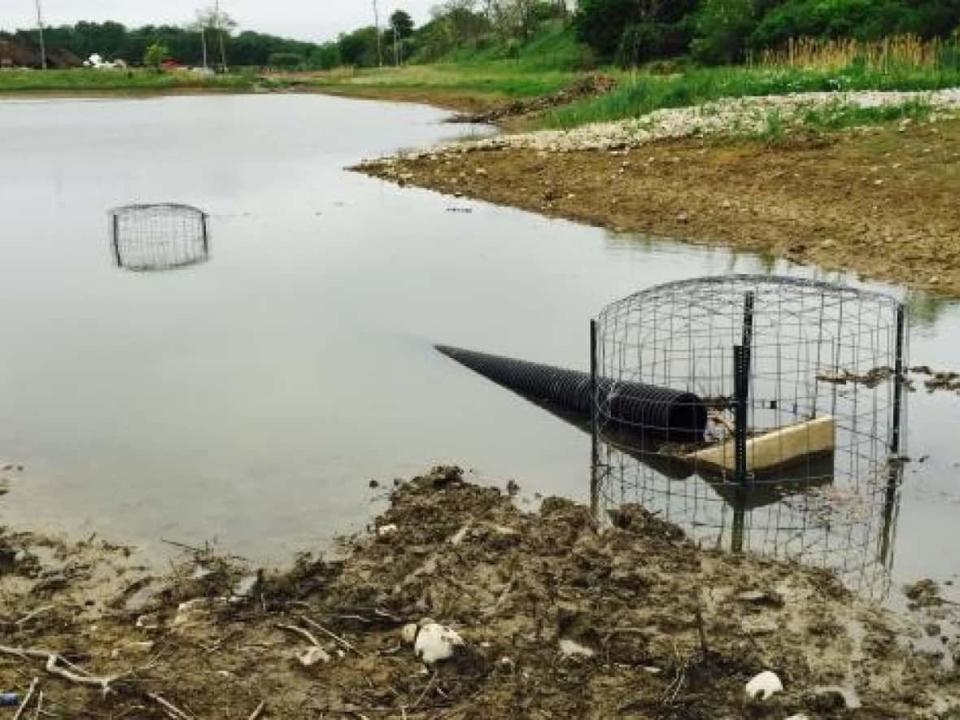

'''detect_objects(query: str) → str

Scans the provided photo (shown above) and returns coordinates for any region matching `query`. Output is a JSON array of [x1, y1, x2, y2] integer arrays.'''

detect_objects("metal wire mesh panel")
[[592, 444, 901, 598], [109, 204, 209, 272], [591, 275, 907, 598]]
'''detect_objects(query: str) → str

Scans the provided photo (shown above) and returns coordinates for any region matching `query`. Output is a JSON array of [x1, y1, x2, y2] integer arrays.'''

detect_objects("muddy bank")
[[357, 117, 960, 298], [447, 74, 617, 125], [1, 467, 958, 718]]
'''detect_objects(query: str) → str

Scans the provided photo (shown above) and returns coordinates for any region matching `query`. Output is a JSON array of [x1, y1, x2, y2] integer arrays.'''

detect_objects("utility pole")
[[215, 0, 228, 72], [34, 0, 47, 70], [372, 0, 384, 67]]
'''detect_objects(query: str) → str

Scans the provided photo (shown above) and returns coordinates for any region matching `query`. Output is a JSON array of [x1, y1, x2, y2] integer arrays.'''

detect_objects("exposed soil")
[[357, 118, 960, 298], [1, 467, 958, 718], [447, 74, 617, 125]]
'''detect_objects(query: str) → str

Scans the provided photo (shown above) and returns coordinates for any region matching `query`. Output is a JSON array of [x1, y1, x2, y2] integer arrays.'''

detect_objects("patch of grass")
[[0, 68, 258, 94], [300, 25, 583, 105], [306, 64, 575, 98], [542, 64, 960, 129], [744, 99, 935, 144], [798, 98, 934, 131]]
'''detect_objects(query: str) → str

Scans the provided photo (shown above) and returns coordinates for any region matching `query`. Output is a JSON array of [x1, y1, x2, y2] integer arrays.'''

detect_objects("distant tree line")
[[6, 0, 956, 73], [332, 1, 572, 67], [575, 0, 960, 67], [0, 18, 332, 69]]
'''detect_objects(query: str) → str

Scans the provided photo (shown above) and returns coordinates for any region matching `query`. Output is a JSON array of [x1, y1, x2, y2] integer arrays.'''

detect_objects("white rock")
[[298, 646, 331, 667], [377, 524, 398, 537], [785, 715, 809, 720], [559, 638, 596, 658], [414, 623, 464, 664], [746, 670, 784, 700], [401, 623, 419, 645]]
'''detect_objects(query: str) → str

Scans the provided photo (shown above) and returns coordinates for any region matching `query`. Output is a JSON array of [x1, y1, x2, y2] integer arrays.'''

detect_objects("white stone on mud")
[[414, 622, 465, 664], [401, 622, 419, 645], [377, 524, 398, 537], [559, 638, 596, 658], [371, 88, 960, 162], [298, 645, 331, 667], [746, 670, 784, 700]]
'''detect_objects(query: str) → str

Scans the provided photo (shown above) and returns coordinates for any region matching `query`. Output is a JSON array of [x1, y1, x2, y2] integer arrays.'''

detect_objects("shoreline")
[[1, 467, 957, 717], [353, 92, 960, 299]]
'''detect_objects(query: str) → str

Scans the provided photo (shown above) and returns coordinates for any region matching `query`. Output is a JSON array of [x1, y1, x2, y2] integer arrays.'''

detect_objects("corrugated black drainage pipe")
[[436, 345, 707, 440]]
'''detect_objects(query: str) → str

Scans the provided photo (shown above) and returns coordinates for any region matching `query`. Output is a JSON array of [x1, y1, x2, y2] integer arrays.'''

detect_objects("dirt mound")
[[449, 74, 617, 125], [1, 466, 958, 718]]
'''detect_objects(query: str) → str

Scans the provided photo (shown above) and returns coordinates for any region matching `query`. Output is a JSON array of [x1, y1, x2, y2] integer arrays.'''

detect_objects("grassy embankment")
[[543, 36, 960, 129], [0, 68, 265, 94], [284, 26, 583, 112]]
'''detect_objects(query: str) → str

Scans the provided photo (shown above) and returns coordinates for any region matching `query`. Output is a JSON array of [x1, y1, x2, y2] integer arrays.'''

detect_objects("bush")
[[267, 52, 303, 68], [575, 0, 698, 61], [691, 0, 757, 64], [616, 22, 691, 66], [144, 42, 168, 70]]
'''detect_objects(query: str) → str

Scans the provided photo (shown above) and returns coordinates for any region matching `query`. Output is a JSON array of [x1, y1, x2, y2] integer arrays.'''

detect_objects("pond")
[[0, 94, 957, 604]]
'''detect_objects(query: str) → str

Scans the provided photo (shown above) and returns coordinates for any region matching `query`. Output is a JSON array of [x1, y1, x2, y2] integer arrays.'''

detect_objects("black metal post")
[[733, 345, 748, 484], [201, 213, 210, 255], [590, 319, 599, 468], [111, 213, 121, 266], [731, 486, 747, 554], [733, 292, 756, 485], [891, 305, 905, 455], [589, 319, 600, 518]]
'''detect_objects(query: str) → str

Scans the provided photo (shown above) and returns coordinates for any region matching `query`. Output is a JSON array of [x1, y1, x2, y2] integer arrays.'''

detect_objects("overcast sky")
[[1, 1, 439, 43]]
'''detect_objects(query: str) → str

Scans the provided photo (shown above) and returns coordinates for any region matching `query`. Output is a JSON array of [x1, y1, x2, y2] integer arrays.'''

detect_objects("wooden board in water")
[[686, 416, 836, 474]]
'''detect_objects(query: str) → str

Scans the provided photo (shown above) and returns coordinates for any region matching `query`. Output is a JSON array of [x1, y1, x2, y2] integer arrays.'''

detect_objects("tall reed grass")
[[748, 35, 960, 72]]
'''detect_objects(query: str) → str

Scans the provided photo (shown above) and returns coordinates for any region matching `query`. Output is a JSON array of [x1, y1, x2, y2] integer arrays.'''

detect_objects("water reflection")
[[109, 203, 210, 272], [591, 439, 902, 600]]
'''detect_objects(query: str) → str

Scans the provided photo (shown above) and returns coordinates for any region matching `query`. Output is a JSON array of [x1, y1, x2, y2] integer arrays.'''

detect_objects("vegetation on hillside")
[[575, 0, 960, 66]]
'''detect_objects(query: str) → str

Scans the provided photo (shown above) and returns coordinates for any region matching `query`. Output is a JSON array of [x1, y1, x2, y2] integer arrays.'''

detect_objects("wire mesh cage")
[[109, 203, 210, 272], [590, 275, 908, 597], [592, 444, 901, 598]]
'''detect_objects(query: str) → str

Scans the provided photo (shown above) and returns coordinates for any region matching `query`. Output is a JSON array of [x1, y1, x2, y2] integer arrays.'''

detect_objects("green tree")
[[390, 10, 415, 38], [691, 0, 757, 64], [574, 0, 698, 61], [144, 41, 168, 70]]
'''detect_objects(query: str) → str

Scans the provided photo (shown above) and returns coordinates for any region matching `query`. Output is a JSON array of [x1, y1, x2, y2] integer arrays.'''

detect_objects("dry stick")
[[0, 646, 118, 695], [148, 692, 194, 720], [277, 623, 322, 648], [297, 615, 363, 656], [12, 677, 39, 720], [246, 700, 266, 720], [15, 606, 55, 627]]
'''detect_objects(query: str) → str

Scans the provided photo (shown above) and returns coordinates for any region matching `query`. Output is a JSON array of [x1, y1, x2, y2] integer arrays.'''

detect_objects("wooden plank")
[[687, 416, 836, 475]]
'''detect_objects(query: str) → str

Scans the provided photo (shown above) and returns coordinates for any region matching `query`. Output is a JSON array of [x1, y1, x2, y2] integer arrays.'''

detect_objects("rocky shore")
[[358, 91, 960, 298], [1, 467, 958, 718]]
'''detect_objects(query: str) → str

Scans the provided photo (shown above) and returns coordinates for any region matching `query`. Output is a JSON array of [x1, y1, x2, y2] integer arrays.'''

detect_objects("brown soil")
[[447, 74, 618, 125], [358, 119, 960, 298], [1, 467, 958, 719]]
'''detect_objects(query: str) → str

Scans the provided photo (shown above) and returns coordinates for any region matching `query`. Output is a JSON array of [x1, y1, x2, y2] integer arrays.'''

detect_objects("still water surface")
[[0, 94, 957, 599]]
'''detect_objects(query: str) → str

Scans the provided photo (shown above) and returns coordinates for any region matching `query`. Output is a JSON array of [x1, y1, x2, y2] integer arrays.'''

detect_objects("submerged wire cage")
[[109, 203, 210, 272], [590, 275, 908, 597]]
